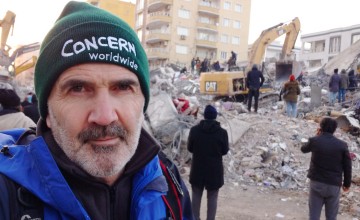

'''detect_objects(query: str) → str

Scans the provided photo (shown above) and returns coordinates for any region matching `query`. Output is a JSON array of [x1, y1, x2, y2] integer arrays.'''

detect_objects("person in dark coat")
[[348, 69, 357, 92], [328, 68, 341, 105], [301, 117, 352, 220], [21, 92, 33, 108], [246, 64, 264, 113], [187, 105, 229, 220], [338, 69, 349, 103], [23, 94, 40, 124]]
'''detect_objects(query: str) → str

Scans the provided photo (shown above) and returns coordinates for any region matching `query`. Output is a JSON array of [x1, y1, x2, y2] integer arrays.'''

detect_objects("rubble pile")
[[148, 65, 360, 217]]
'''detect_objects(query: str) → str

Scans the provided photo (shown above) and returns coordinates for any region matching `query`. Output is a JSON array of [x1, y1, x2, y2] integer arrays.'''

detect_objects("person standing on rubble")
[[282, 74, 300, 118], [301, 117, 352, 220], [328, 68, 341, 106], [187, 104, 229, 220], [191, 58, 196, 74], [348, 69, 357, 92], [246, 64, 265, 113], [338, 69, 349, 103]]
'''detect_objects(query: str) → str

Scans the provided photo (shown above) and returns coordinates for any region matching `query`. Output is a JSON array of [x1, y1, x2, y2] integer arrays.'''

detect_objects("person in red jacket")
[[282, 74, 300, 118]]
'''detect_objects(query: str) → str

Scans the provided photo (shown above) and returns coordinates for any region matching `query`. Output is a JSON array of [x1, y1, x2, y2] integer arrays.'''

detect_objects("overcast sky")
[[1, 0, 359, 48]]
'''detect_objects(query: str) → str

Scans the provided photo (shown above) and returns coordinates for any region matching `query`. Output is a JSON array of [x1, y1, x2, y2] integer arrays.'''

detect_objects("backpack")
[[0, 129, 183, 220]]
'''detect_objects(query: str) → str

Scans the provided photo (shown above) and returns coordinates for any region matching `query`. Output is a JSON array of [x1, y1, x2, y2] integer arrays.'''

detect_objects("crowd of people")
[[0, 1, 353, 219], [189, 52, 236, 76], [328, 67, 359, 105]]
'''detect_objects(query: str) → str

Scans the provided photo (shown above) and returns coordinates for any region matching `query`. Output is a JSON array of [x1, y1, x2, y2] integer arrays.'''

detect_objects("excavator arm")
[[0, 10, 16, 56], [15, 56, 37, 76], [247, 17, 301, 70]]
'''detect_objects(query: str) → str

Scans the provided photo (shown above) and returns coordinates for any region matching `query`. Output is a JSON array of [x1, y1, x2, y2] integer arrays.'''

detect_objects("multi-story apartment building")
[[299, 24, 360, 69], [135, 0, 251, 70], [88, 0, 136, 28]]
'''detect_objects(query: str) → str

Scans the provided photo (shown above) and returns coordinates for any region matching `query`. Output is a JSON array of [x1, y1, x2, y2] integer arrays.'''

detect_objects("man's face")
[[46, 63, 145, 180]]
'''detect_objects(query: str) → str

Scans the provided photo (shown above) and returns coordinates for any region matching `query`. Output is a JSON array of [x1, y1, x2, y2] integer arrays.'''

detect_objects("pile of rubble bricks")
[[145, 47, 360, 217]]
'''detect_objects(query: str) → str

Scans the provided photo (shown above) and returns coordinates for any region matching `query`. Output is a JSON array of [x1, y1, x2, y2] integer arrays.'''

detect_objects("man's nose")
[[88, 92, 118, 126]]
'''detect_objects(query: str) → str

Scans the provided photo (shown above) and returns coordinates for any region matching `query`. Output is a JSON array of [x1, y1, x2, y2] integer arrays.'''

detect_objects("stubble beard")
[[48, 109, 144, 178]]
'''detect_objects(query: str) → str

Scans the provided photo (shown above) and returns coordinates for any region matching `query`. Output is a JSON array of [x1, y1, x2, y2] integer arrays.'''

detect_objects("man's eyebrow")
[[111, 79, 140, 86], [59, 79, 92, 91]]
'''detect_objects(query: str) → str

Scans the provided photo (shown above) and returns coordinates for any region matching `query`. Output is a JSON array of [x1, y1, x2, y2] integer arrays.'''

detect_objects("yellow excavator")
[[0, 10, 16, 67], [0, 10, 39, 89], [199, 17, 301, 101]]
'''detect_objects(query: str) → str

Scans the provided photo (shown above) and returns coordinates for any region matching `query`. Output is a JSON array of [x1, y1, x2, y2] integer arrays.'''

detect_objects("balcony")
[[146, 47, 169, 60], [148, 0, 172, 12], [196, 39, 217, 49], [197, 22, 218, 33], [198, 2, 219, 16], [147, 12, 171, 29], [146, 31, 171, 43]]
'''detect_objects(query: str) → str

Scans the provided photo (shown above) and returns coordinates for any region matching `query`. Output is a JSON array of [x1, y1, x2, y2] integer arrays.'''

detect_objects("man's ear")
[[46, 115, 52, 128]]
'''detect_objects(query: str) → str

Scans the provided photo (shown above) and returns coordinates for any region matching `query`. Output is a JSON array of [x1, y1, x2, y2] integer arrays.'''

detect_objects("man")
[[301, 117, 352, 220], [187, 105, 229, 220], [0, 88, 36, 130], [23, 94, 40, 124], [228, 51, 237, 70], [328, 68, 341, 105], [246, 64, 264, 113], [0, 2, 193, 219], [338, 69, 349, 103]]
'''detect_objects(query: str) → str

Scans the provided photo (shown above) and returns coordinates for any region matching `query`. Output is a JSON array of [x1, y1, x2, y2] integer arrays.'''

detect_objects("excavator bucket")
[[275, 60, 302, 83], [275, 61, 292, 83]]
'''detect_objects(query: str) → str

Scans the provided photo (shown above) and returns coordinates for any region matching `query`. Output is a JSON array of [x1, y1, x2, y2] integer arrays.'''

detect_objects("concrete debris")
[[148, 63, 360, 218]]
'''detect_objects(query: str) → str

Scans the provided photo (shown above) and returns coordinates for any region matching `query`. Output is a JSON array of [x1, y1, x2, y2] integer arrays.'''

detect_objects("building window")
[[137, 0, 144, 10], [224, 1, 231, 10], [223, 18, 230, 27], [177, 27, 189, 36], [329, 36, 341, 53], [221, 35, 228, 43], [178, 9, 190, 19], [235, 4, 242, 12], [352, 33, 360, 44], [136, 13, 143, 27], [199, 16, 210, 24], [176, 45, 188, 54], [137, 29, 142, 41], [233, 20, 241, 29], [232, 36, 240, 45], [221, 51, 227, 60]]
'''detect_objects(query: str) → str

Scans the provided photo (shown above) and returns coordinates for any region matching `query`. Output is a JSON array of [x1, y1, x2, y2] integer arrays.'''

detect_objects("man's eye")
[[70, 84, 84, 92], [117, 83, 131, 91]]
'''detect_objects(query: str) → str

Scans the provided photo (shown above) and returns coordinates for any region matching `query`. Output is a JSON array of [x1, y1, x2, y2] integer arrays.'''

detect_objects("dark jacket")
[[340, 71, 349, 89], [246, 66, 264, 90], [301, 132, 352, 187], [0, 121, 194, 220], [187, 119, 229, 190], [329, 73, 341, 92], [349, 70, 357, 90], [23, 103, 40, 124], [283, 80, 300, 102]]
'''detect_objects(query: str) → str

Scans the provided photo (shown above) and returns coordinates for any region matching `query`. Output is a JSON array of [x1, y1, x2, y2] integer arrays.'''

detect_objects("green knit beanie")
[[34, 1, 149, 119]]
